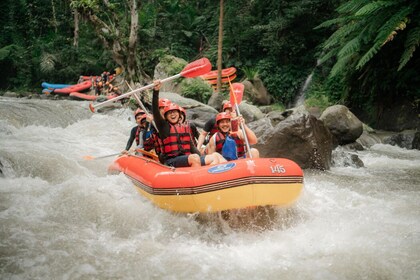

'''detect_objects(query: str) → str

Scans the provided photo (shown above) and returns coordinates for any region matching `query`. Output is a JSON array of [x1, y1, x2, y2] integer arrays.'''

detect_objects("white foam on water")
[[1, 98, 419, 279]]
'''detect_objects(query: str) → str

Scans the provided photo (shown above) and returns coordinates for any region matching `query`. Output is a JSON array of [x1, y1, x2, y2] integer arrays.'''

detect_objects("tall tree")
[[207, 0, 226, 108], [70, 0, 143, 84]]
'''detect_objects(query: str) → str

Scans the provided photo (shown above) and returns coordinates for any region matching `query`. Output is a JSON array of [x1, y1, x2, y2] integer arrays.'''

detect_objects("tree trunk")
[[74, 0, 143, 85], [51, 0, 58, 33], [208, 0, 225, 108], [127, 0, 139, 83], [216, 0, 224, 93], [73, 8, 79, 48]]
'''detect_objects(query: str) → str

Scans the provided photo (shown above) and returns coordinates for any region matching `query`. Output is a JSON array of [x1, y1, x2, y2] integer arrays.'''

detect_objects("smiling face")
[[218, 119, 231, 133], [165, 109, 180, 124], [136, 115, 147, 128]]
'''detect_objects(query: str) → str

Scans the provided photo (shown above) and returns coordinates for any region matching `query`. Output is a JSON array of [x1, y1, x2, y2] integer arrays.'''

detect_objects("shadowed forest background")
[[0, 0, 418, 130]]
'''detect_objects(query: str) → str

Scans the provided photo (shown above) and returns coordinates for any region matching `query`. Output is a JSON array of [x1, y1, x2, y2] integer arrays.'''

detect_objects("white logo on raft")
[[270, 164, 286, 173]]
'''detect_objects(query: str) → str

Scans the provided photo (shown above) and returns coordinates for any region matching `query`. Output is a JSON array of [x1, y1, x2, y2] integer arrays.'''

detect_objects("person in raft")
[[178, 106, 200, 147], [142, 97, 171, 163], [196, 101, 237, 154], [206, 112, 260, 161], [121, 108, 153, 154], [152, 80, 226, 168]]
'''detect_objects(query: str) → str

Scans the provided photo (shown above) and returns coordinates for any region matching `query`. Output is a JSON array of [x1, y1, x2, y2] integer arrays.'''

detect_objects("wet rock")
[[332, 149, 364, 168], [383, 130, 417, 149], [265, 111, 286, 127], [0, 160, 4, 177], [413, 132, 420, 150], [320, 105, 363, 145], [159, 91, 218, 128], [237, 101, 265, 123], [250, 113, 333, 170], [3, 91, 18, 98], [243, 78, 272, 105]]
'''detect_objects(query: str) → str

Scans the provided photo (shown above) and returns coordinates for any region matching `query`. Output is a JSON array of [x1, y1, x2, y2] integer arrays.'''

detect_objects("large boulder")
[[243, 78, 272, 105], [153, 55, 187, 93], [382, 130, 418, 149], [249, 113, 334, 170], [413, 132, 420, 150], [237, 101, 265, 123], [320, 105, 363, 145]]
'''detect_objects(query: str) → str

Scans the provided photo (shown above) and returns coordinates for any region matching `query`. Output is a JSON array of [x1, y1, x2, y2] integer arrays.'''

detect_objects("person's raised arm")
[[237, 116, 258, 145], [151, 81, 170, 138]]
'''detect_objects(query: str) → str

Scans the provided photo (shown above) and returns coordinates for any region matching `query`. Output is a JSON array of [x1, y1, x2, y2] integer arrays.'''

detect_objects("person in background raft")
[[196, 101, 236, 154], [121, 108, 152, 154], [152, 80, 226, 168], [206, 112, 259, 161]]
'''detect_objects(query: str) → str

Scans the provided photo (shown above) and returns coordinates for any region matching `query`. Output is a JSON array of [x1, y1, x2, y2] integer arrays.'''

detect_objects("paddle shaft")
[[125, 81, 159, 133], [85, 152, 121, 160], [228, 80, 252, 158], [91, 73, 182, 111], [234, 104, 253, 158]]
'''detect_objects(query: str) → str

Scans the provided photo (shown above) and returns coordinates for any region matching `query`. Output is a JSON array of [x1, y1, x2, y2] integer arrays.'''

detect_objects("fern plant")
[[316, 0, 419, 76]]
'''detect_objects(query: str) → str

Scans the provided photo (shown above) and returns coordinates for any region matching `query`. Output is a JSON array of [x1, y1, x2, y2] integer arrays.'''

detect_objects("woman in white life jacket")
[[207, 112, 260, 160]]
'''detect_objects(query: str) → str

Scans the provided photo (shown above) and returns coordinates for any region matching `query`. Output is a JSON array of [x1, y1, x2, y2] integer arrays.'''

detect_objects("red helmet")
[[216, 112, 232, 124], [164, 103, 180, 115], [134, 108, 145, 118], [159, 98, 171, 108], [222, 101, 233, 112], [179, 106, 186, 117]]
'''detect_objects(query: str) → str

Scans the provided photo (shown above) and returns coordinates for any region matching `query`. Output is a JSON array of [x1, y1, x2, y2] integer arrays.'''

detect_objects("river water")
[[0, 97, 419, 279]]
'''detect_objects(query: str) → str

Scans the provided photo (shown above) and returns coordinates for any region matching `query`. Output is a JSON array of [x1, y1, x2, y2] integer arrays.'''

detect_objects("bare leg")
[[212, 152, 227, 164], [204, 154, 218, 165], [188, 154, 201, 167]]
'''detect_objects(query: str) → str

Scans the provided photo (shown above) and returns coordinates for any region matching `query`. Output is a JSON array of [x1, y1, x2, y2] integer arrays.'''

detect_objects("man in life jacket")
[[206, 112, 260, 160], [142, 97, 171, 163], [179, 106, 200, 147], [152, 80, 226, 168], [121, 108, 152, 154], [196, 101, 237, 154]]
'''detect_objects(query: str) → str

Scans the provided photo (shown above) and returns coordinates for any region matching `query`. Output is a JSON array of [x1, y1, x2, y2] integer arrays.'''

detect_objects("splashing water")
[[0, 97, 419, 279]]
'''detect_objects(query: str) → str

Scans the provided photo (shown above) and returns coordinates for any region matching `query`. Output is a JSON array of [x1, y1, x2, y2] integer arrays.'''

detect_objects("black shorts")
[[164, 155, 206, 167], [165, 155, 190, 167]]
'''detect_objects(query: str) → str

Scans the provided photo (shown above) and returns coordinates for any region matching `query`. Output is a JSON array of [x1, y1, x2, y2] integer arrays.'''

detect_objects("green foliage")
[[257, 59, 306, 106], [242, 66, 259, 81], [305, 94, 331, 112], [318, 0, 419, 76], [270, 103, 286, 112], [314, 0, 420, 126], [399, 27, 420, 70], [179, 78, 213, 103], [159, 55, 186, 76]]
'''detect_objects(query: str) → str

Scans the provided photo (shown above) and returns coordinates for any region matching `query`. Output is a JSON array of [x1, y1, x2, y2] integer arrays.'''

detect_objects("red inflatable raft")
[[69, 92, 118, 101], [53, 81, 92, 95], [109, 155, 304, 213], [200, 67, 236, 80]]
